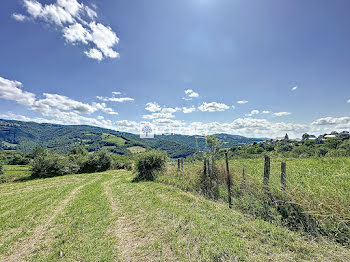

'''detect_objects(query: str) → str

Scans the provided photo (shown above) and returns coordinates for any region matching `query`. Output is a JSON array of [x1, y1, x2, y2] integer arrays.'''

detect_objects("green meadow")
[[0, 160, 349, 261]]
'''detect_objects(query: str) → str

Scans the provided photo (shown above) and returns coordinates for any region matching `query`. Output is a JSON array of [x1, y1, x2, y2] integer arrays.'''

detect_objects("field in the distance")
[[0, 168, 349, 261]]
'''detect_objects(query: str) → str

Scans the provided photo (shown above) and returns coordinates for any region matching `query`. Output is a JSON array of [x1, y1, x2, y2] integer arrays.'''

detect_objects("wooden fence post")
[[225, 152, 232, 208], [202, 159, 207, 195], [263, 155, 270, 192], [177, 158, 180, 172], [281, 162, 286, 192], [207, 159, 211, 178], [241, 168, 246, 190], [181, 158, 184, 171]]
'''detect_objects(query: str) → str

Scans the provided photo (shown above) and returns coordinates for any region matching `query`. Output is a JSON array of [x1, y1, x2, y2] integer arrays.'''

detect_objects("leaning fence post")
[[225, 152, 232, 208], [263, 155, 270, 192], [281, 162, 286, 192]]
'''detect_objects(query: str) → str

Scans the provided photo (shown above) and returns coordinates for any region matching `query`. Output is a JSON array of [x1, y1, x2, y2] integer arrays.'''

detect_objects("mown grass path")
[[0, 170, 349, 261]]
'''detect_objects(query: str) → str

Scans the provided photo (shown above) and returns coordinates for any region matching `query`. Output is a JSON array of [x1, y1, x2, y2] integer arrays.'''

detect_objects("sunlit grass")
[[157, 157, 350, 246]]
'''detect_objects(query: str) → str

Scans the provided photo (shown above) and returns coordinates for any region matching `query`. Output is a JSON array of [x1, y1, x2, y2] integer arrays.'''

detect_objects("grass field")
[[127, 146, 146, 154], [157, 157, 350, 247], [0, 165, 31, 183], [0, 169, 349, 261], [102, 133, 126, 146]]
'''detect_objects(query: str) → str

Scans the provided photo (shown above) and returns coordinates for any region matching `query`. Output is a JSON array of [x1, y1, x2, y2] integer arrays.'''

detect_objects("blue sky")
[[0, 0, 349, 138]]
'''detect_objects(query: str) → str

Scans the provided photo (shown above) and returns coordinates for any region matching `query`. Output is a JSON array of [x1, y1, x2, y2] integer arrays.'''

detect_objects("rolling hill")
[[0, 119, 264, 158]]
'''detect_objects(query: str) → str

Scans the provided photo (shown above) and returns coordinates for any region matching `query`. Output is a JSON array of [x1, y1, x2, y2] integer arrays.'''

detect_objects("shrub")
[[81, 149, 113, 173], [31, 152, 78, 178], [316, 147, 328, 157], [8, 153, 31, 165], [0, 163, 3, 175], [134, 150, 168, 181], [113, 155, 133, 171]]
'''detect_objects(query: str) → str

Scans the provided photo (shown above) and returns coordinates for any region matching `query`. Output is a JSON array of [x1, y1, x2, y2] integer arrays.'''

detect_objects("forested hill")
[[152, 133, 265, 151], [0, 119, 263, 158]]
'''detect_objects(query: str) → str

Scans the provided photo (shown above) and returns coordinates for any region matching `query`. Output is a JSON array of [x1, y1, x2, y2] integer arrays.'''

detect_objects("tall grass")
[[156, 157, 350, 246]]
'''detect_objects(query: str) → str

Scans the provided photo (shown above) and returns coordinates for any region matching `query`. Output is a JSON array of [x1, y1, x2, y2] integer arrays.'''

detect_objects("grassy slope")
[[0, 170, 349, 261], [0, 165, 31, 183]]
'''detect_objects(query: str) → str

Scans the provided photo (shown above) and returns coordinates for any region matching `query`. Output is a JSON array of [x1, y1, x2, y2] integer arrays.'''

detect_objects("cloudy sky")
[[0, 0, 349, 138]]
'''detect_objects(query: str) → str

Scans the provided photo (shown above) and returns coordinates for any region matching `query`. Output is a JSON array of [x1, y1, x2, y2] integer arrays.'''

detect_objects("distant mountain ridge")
[[0, 119, 264, 158]]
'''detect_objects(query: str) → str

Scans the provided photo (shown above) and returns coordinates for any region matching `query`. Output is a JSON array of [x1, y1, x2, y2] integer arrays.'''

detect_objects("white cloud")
[[246, 109, 259, 117], [182, 106, 196, 114], [63, 23, 91, 44], [57, 0, 83, 16], [198, 102, 229, 112], [142, 112, 175, 120], [85, 5, 97, 19], [153, 118, 184, 126], [84, 48, 103, 61], [115, 120, 137, 128], [0, 76, 119, 118], [0, 77, 36, 106], [185, 89, 199, 97], [88, 21, 119, 59], [292, 86, 298, 91], [161, 107, 179, 114], [23, 0, 42, 17], [273, 112, 291, 117], [17, 0, 119, 61], [183, 89, 199, 100], [12, 13, 27, 21], [92, 102, 118, 115], [97, 96, 134, 103], [96, 92, 134, 103], [312, 116, 350, 126], [145, 102, 161, 112], [237, 100, 248, 104], [347, 99, 350, 103], [261, 110, 270, 114], [33, 93, 96, 114]]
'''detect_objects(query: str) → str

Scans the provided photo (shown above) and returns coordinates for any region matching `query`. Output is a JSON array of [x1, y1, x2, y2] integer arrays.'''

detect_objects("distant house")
[[324, 134, 337, 139], [308, 135, 316, 140]]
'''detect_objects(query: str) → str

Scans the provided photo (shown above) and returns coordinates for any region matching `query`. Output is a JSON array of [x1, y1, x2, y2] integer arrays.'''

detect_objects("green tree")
[[324, 138, 341, 149], [205, 135, 220, 156], [69, 146, 88, 156], [302, 133, 310, 140], [31, 146, 45, 159]]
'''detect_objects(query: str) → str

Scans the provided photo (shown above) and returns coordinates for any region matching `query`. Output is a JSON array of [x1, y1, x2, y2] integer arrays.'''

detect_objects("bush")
[[316, 147, 328, 157], [134, 150, 168, 181], [113, 155, 133, 171], [0, 163, 3, 175], [81, 149, 113, 173], [31, 152, 78, 178], [8, 153, 31, 165]]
